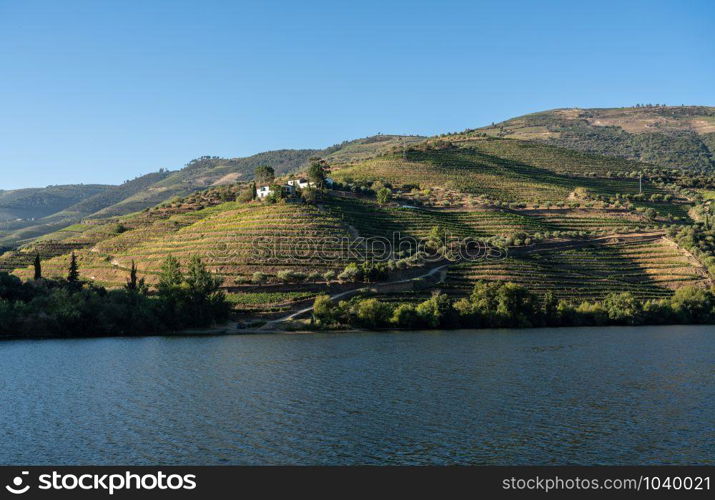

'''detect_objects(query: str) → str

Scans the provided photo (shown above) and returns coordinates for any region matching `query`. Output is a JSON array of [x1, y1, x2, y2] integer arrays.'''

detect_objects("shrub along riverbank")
[[311, 281, 715, 330], [0, 255, 230, 338], [3, 254, 714, 337]]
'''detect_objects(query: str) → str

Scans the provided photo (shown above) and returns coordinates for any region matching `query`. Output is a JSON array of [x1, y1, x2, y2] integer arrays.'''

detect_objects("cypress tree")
[[67, 252, 80, 283], [126, 260, 138, 291], [33, 253, 42, 280]]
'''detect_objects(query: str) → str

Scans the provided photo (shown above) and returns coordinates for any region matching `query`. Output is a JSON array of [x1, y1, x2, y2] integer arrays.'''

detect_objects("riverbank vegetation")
[[0, 255, 229, 338], [311, 281, 715, 330]]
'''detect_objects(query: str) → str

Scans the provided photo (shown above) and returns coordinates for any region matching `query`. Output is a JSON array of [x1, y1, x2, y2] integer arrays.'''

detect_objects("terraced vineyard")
[[226, 291, 318, 316], [323, 134, 425, 164], [13, 202, 359, 286], [444, 236, 710, 301], [523, 209, 656, 233], [449, 136, 651, 176], [326, 196, 661, 241], [332, 141, 664, 203], [0, 240, 91, 273], [325, 196, 545, 239], [0, 215, 164, 274]]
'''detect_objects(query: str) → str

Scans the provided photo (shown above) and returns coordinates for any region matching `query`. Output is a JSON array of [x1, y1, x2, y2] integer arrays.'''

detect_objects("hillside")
[[0, 173, 174, 247], [445, 234, 709, 301], [331, 136, 672, 205], [4, 130, 712, 322], [0, 150, 319, 247], [322, 134, 426, 164], [7, 195, 359, 288], [0, 184, 110, 222], [0, 137, 423, 247], [4, 116, 715, 324], [476, 106, 715, 170]]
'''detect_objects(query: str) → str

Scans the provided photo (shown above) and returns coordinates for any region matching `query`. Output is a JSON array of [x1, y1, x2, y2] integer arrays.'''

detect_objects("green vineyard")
[[444, 236, 709, 301], [326, 196, 661, 240], [13, 202, 360, 286], [332, 140, 664, 203]]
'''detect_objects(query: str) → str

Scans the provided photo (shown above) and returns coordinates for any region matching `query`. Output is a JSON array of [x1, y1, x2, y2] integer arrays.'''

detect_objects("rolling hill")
[[3, 130, 711, 319], [476, 106, 715, 170], [0, 184, 110, 222], [3, 111, 715, 322], [5, 106, 713, 248], [331, 135, 671, 204], [0, 136, 422, 247]]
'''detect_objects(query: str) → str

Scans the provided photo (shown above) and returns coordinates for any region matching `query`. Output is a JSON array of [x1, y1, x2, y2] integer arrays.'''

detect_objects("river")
[[0, 325, 712, 464]]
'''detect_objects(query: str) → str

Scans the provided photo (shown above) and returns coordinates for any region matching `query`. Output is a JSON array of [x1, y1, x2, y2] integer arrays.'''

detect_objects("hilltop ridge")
[[477, 105, 715, 170]]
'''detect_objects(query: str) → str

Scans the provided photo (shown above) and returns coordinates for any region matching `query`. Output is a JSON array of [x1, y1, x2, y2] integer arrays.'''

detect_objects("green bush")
[[354, 298, 393, 327], [338, 263, 361, 282], [276, 270, 306, 283], [391, 303, 420, 328], [251, 271, 268, 284]]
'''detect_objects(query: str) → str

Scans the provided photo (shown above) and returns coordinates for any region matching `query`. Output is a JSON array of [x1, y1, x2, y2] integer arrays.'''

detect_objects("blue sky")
[[1, 0, 713, 189]]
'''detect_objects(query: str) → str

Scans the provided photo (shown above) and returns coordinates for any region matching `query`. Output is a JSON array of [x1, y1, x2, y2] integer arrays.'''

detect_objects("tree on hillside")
[[266, 184, 286, 203], [307, 158, 330, 189], [376, 187, 392, 205], [301, 187, 318, 204], [182, 256, 228, 326], [126, 260, 147, 294], [237, 183, 255, 203], [186, 256, 223, 297], [33, 254, 42, 280], [158, 255, 183, 292], [427, 225, 448, 250], [254, 165, 275, 185], [67, 252, 79, 283], [127, 260, 138, 290]]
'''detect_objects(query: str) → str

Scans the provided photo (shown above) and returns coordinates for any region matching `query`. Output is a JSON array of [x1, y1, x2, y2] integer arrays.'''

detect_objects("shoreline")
[[0, 321, 711, 342]]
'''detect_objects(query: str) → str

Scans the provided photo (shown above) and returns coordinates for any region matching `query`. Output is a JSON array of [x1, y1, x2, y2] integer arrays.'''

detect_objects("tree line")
[[0, 254, 229, 338], [312, 281, 715, 330]]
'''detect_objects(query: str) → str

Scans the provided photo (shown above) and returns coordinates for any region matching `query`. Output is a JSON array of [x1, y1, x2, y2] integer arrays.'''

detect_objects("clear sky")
[[1, 0, 713, 189]]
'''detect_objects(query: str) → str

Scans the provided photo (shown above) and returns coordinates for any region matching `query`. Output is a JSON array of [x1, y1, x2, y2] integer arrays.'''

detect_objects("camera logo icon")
[[5, 471, 30, 495]]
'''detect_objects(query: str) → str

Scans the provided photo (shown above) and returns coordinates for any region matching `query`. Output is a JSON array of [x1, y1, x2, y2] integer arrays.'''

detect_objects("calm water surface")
[[0, 325, 713, 465]]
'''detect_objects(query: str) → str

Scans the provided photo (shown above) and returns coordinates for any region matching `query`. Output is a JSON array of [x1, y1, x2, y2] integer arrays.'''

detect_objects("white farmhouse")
[[256, 185, 273, 198], [287, 178, 313, 189], [257, 183, 296, 199]]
